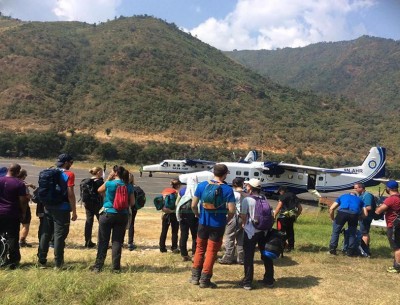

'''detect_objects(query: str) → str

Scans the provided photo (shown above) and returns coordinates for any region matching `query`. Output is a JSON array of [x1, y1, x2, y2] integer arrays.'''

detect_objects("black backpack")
[[80, 178, 100, 207], [133, 185, 146, 210], [37, 168, 68, 206]]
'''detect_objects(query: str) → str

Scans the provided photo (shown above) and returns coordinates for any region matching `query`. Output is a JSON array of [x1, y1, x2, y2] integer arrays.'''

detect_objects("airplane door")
[[307, 174, 316, 190]]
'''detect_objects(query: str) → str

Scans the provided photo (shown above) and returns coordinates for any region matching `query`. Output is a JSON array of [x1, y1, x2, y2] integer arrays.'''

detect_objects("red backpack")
[[113, 183, 129, 211]]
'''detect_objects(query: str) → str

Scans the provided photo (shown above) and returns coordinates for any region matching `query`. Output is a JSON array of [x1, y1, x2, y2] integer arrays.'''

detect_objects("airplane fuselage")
[[143, 160, 214, 175]]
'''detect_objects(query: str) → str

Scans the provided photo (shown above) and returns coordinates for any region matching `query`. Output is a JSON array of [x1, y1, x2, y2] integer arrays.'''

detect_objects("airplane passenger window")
[[298, 174, 303, 179], [177, 164, 180, 167], [236, 171, 241, 175], [288, 174, 293, 179], [254, 172, 259, 177], [244, 171, 249, 176], [318, 177, 324, 181]]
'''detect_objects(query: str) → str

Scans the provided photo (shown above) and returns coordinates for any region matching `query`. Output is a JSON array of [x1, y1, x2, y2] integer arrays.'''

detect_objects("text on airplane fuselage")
[[343, 168, 363, 174]]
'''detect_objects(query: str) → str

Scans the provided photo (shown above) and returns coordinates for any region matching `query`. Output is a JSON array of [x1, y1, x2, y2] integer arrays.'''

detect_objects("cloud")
[[190, 0, 376, 51]]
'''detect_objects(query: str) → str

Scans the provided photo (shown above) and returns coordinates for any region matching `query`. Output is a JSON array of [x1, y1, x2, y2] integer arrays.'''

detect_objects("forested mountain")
[[225, 36, 400, 112], [0, 15, 399, 165]]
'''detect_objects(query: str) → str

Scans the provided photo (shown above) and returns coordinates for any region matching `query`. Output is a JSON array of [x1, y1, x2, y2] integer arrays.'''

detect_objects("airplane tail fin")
[[244, 150, 258, 163], [343, 146, 386, 180]]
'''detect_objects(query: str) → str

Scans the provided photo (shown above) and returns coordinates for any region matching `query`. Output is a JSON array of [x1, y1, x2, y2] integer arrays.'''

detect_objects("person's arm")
[[362, 207, 368, 218], [375, 203, 388, 215], [191, 196, 200, 218], [296, 199, 303, 216], [19, 195, 29, 222], [129, 192, 135, 208], [68, 186, 77, 221], [226, 202, 236, 223], [329, 202, 339, 221], [274, 200, 283, 219]]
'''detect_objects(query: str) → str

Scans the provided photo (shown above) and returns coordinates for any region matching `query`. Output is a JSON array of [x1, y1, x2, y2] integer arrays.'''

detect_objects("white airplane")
[[142, 150, 258, 177], [179, 146, 386, 195]]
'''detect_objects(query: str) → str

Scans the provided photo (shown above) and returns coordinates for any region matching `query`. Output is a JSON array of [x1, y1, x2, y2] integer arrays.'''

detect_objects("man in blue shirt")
[[354, 183, 375, 256], [328, 193, 367, 256], [190, 164, 236, 288]]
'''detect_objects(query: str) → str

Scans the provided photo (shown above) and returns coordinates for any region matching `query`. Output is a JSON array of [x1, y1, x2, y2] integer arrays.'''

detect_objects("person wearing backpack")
[[218, 177, 246, 265], [81, 167, 104, 248], [0, 164, 29, 269], [91, 165, 134, 272], [353, 182, 375, 256], [274, 186, 302, 252], [375, 180, 400, 273], [159, 179, 181, 253], [240, 178, 274, 290], [190, 164, 236, 289], [37, 154, 78, 269]]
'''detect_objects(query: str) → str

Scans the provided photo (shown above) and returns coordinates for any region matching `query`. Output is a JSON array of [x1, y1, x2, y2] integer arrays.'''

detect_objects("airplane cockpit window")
[[161, 162, 168, 167], [236, 171, 241, 175], [244, 171, 249, 176]]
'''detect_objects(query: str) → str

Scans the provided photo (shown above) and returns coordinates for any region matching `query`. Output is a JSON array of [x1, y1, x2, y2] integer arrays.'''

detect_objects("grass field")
[[0, 206, 398, 305]]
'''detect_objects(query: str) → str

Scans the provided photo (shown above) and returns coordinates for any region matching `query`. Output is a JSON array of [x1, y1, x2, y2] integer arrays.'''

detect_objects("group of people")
[[328, 182, 400, 273], [1, 155, 400, 286]]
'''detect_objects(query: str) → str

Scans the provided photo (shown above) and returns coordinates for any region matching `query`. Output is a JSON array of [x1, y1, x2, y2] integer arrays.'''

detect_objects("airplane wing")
[[184, 159, 216, 166], [261, 161, 349, 174]]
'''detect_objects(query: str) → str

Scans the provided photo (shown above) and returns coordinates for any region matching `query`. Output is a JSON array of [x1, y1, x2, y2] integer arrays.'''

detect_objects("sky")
[[0, 0, 399, 51]]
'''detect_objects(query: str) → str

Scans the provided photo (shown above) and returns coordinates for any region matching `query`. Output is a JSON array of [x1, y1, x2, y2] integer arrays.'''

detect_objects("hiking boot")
[[160, 248, 167, 253], [328, 249, 337, 255], [189, 268, 201, 285], [387, 266, 400, 273], [19, 240, 33, 248], [257, 279, 275, 288], [85, 241, 96, 249], [218, 258, 234, 265], [199, 272, 217, 289], [90, 265, 102, 273], [243, 284, 252, 290], [128, 243, 137, 251], [171, 248, 180, 254], [182, 256, 191, 262]]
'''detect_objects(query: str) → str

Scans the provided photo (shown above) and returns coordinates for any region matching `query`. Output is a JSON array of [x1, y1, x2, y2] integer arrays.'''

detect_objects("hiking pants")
[[179, 213, 198, 257], [192, 224, 224, 275], [277, 216, 296, 249], [84, 206, 100, 243], [329, 210, 359, 254], [159, 213, 179, 251], [0, 216, 21, 265], [221, 215, 244, 263], [243, 230, 274, 286], [38, 209, 70, 267], [127, 208, 138, 244], [94, 212, 128, 270]]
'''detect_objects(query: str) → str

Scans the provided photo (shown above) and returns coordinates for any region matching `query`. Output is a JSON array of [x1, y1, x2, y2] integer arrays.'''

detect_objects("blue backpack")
[[164, 193, 177, 210], [201, 181, 224, 210], [37, 168, 68, 206], [250, 195, 273, 231]]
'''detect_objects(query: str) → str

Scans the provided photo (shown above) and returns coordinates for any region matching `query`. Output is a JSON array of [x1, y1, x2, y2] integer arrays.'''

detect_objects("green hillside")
[[225, 36, 400, 112], [0, 16, 399, 166]]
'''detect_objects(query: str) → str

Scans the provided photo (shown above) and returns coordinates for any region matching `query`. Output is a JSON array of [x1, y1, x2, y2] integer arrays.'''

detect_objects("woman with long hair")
[[91, 165, 134, 272]]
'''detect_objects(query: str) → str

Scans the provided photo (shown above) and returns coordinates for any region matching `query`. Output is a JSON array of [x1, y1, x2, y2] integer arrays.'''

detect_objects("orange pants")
[[193, 237, 222, 275]]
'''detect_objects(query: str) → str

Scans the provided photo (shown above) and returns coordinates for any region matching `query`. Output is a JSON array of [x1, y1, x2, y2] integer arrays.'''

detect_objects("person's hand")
[[71, 212, 77, 221]]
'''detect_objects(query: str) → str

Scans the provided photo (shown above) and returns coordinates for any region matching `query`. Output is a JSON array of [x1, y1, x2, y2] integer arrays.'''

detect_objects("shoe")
[[387, 266, 400, 273], [37, 262, 47, 269], [160, 248, 167, 253], [90, 266, 101, 273], [218, 258, 234, 265], [49, 242, 54, 249], [182, 256, 191, 262], [128, 243, 137, 251], [112, 269, 121, 274], [257, 279, 275, 288], [199, 273, 217, 288], [171, 248, 180, 254], [85, 241, 96, 249], [19, 241, 33, 248], [237, 261, 244, 265], [243, 284, 252, 290], [328, 249, 337, 255]]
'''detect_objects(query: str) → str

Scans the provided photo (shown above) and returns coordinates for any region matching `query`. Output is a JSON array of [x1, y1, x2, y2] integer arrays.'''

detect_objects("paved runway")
[[0, 158, 347, 211]]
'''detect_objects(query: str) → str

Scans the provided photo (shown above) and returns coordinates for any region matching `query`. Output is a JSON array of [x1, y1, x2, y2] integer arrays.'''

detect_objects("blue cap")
[[0, 167, 7, 177], [386, 180, 399, 189]]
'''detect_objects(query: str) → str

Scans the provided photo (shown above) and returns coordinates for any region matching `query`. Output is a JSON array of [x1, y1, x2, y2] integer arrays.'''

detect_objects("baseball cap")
[[56, 153, 73, 167], [244, 178, 261, 188], [386, 180, 399, 189]]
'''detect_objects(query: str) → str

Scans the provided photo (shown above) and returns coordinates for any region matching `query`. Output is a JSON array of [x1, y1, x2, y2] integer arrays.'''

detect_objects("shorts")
[[386, 226, 400, 250], [21, 206, 32, 225], [359, 218, 372, 235], [197, 224, 225, 242]]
